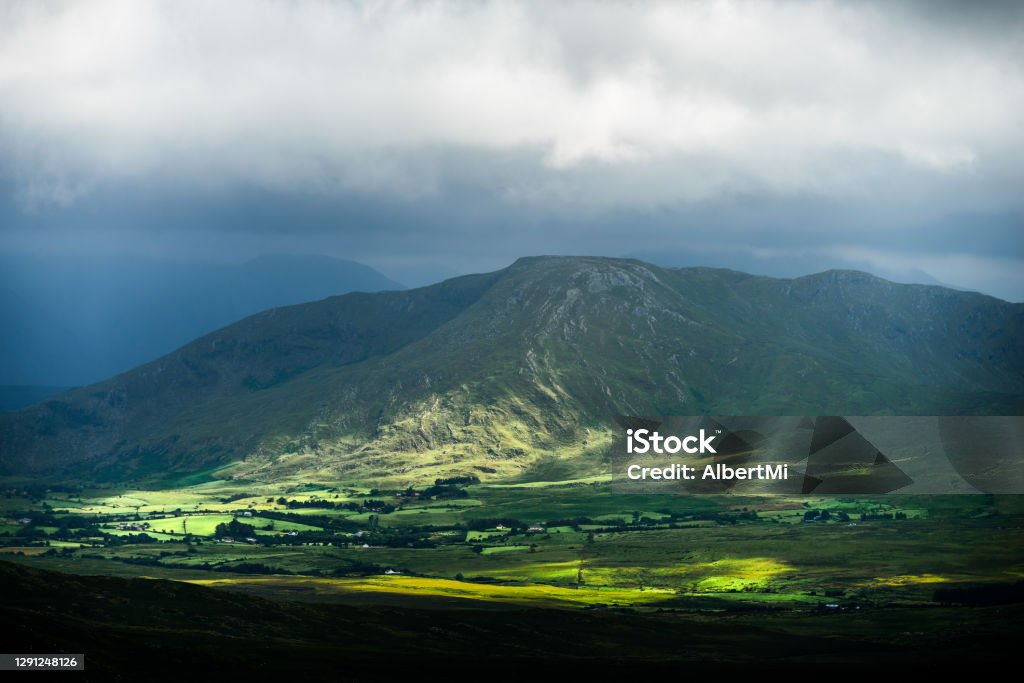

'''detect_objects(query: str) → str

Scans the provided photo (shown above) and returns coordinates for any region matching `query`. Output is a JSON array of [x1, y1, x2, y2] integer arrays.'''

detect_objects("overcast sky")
[[1, 0, 1022, 298]]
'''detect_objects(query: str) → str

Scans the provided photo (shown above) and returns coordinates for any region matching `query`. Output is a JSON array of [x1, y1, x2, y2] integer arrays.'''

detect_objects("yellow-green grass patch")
[[187, 574, 674, 607]]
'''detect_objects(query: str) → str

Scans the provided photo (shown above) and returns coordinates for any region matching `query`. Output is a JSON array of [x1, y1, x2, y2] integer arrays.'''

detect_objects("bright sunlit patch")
[[185, 574, 674, 607], [585, 557, 794, 592], [872, 573, 951, 587]]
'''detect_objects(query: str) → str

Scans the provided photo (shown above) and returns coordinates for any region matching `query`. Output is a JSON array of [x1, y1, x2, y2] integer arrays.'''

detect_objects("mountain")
[[0, 253, 404, 387], [1, 256, 1021, 483], [0, 386, 74, 412], [627, 247, 977, 295]]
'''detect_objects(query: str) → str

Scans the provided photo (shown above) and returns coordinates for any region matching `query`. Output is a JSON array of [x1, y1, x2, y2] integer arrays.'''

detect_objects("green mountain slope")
[[1, 256, 1021, 483]]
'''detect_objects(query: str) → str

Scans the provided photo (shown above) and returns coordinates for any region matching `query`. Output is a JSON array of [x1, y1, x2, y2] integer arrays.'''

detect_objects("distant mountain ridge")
[[0, 386, 73, 412], [1, 256, 1020, 483], [0, 253, 404, 386]]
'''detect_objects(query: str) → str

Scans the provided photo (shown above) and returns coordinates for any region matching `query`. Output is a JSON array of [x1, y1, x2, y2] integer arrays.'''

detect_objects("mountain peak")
[[506, 254, 646, 272]]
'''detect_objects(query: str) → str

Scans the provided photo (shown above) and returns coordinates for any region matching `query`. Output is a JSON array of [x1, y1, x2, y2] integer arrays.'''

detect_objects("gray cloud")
[[0, 0, 1021, 300], [3, 0, 1021, 201]]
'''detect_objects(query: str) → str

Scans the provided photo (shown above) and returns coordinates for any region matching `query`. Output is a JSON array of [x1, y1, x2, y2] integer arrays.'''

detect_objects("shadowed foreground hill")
[[1, 256, 1021, 482], [0, 560, 1019, 676]]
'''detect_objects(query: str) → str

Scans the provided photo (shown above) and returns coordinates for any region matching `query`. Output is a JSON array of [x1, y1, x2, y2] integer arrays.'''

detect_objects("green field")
[[2, 475, 1021, 614], [1, 460, 1023, 678]]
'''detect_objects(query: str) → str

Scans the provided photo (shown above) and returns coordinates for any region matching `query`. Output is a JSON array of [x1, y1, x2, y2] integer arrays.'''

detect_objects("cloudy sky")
[[1, 0, 1022, 298]]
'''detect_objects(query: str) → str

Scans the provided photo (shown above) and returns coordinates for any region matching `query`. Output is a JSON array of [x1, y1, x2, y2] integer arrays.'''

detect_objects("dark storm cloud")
[[898, 0, 1024, 34], [0, 1, 1021, 299]]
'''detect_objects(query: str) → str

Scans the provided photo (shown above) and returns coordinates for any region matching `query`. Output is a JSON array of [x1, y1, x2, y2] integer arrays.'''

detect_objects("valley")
[[2, 475, 1021, 613]]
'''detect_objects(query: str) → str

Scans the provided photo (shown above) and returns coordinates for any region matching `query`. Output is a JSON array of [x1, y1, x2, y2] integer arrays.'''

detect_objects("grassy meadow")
[[2, 472, 1021, 614]]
